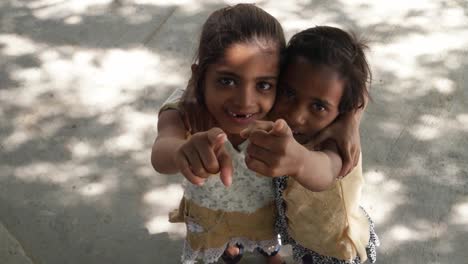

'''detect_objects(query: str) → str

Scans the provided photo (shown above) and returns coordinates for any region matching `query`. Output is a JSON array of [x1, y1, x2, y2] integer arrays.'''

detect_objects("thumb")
[[207, 127, 227, 147], [270, 119, 292, 137], [217, 148, 233, 187]]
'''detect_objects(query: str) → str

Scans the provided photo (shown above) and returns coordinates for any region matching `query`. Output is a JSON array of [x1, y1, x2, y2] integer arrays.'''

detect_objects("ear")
[[191, 64, 198, 75]]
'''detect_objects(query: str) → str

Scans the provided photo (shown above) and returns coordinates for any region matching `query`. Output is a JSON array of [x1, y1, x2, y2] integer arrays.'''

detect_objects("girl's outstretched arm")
[[294, 140, 342, 191], [242, 119, 342, 191], [151, 109, 188, 174]]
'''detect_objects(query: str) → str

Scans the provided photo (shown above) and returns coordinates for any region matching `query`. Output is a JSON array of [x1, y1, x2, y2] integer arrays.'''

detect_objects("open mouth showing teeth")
[[227, 111, 254, 119]]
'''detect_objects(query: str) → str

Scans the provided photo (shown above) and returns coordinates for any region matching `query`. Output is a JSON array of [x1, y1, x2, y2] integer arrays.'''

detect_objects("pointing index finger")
[[269, 119, 292, 137]]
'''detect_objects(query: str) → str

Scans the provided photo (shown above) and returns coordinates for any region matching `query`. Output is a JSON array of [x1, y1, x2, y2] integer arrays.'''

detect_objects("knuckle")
[[205, 162, 219, 173], [186, 175, 199, 184], [218, 151, 228, 160], [269, 168, 277, 176], [191, 133, 202, 140], [174, 151, 184, 162], [251, 132, 264, 143], [270, 156, 280, 166], [210, 127, 221, 134], [187, 178, 196, 184], [192, 167, 205, 176], [246, 144, 253, 153], [179, 144, 188, 153], [247, 147, 257, 157], [249, 133, 258, 143]]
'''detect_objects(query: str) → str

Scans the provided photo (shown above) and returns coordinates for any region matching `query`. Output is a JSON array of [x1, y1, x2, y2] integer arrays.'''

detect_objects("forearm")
[[151, 109, 188, 175], [151, 136, 185, 174], [291, 147, 342, 192]]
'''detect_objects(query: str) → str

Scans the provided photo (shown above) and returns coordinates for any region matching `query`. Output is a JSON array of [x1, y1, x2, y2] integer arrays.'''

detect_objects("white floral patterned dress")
[[169, 140, 280, 264]]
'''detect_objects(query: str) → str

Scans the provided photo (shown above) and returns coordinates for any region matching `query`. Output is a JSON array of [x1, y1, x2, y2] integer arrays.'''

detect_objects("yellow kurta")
[[284, 155, 370, 262]]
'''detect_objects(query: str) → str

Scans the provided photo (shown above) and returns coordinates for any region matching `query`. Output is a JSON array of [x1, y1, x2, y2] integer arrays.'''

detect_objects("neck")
[[227, 133, 245, 149]]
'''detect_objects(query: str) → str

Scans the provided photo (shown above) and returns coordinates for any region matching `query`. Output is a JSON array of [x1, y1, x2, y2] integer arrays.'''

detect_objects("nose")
[[234, 83, 256, 108], [287, 105, 307, 126]]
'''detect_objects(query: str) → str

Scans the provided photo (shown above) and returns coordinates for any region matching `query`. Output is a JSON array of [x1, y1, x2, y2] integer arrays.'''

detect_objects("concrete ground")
[[0, 0, 467, 263]]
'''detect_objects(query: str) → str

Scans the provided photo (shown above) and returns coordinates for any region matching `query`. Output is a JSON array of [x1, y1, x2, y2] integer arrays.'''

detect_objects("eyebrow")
[[312, 98, 333, 107], [215, 70, 238, 77], [281, 81, 334, 107], [215, 70, 277, 81]]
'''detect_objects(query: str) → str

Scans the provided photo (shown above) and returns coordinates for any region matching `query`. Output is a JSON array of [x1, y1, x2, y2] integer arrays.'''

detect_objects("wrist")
[[341, 110, 358, 123], [289, 144, 308, 179], [352, 107, 364, 123], [172, 140, 186, 168]]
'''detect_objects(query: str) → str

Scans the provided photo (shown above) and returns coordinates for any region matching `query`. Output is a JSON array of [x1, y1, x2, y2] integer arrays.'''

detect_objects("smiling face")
[[271, 57, 344, 144], [203, 41, 279, 139]]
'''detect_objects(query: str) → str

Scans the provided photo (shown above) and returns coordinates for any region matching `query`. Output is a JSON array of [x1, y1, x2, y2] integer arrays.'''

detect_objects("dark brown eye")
[[257, 81, 273, 91], [218, 77, 235, 86], [311, 102, 325, 112]]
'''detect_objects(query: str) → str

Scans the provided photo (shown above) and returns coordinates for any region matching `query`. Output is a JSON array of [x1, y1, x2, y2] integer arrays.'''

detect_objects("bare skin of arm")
[[151, 109, 233, 186], [241, 119, 342, 192], [151, 110, 189, 174]]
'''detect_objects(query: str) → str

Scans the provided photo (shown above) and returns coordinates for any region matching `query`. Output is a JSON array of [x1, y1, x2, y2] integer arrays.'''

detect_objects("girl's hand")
[[241, 119, 306, 178], [308, 112, 361, 177], [175, 127, 233, 187]]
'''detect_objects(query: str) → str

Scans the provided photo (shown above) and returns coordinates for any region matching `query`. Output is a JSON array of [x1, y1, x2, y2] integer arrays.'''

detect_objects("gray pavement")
[[0, 222, 33, 264], [0, 0, 467, 263]]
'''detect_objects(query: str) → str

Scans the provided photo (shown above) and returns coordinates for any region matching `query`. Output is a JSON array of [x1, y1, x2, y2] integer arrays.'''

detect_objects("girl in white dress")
[[151, 4, 286, 264]]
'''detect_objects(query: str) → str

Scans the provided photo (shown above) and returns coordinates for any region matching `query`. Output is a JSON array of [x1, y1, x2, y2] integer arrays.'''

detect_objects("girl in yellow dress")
[[242, 26, 379, 263]]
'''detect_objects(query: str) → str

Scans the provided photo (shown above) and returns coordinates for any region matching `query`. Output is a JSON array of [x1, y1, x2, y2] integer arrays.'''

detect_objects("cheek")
[[257, 93, 275, 112], [203, 84, 213, 99], [327, 111, 340, 124], [312, 121, 328, 133], [203, 91, 213, 107], [266, 95, 276, 110], [204, 83, 226, 102], [203, 89, 221, 111], [314, 113, 339, 130], [271, 100, 287, 116], [274, 95, 288, 108]]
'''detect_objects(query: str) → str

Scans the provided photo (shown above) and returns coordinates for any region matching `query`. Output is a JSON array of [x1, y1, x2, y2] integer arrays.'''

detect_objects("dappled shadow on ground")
[[0, 0, 467, 263]]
